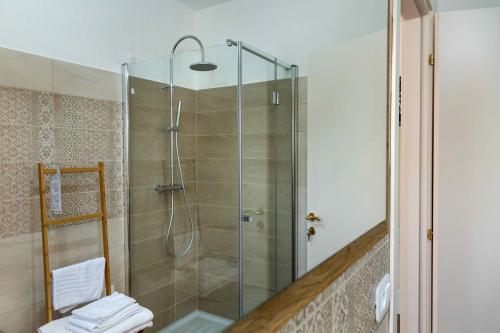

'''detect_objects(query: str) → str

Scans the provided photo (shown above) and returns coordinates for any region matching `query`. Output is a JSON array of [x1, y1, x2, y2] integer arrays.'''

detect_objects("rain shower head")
[[171, 35, 217, 72], [190, 61, 217, 71]]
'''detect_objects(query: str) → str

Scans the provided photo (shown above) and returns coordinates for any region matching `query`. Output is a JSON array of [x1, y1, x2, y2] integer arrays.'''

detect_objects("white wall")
[[0, 0, 195, 73], [437, 0, 500, 12], [195, 0, 388, 76], [306, 30, 387, 268], [436, 6, 500, 332]]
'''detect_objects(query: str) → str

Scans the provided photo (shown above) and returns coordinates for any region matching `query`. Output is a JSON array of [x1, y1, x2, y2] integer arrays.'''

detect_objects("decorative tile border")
[[278, 236, 390, 333], [0, 85, 124, 239]]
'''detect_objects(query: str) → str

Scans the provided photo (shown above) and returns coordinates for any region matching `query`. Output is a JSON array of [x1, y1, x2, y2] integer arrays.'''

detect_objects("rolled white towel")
[[69, 303, 141, 332], [66, 306, 154, 333], [72, 292, 136, 324]]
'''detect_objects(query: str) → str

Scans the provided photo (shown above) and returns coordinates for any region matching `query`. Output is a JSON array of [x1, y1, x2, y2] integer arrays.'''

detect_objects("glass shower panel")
[[241, 49, 278, 315], [126, 44, 239, 332]]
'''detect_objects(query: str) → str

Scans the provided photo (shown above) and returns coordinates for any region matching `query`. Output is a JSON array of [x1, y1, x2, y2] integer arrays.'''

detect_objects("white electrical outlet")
[[375, 274, 391, 323]]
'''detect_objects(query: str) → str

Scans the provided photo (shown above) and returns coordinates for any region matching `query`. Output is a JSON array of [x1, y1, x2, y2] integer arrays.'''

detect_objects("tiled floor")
[[158, 310, 233, 333]]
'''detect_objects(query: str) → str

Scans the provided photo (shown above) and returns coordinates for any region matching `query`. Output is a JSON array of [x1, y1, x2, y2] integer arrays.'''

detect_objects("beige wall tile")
[[149, 306, 175, 333], [196, 87, 236, 113], [198, 228, 237, 258], [197, 134, 236, 159], [130, 131, 169, 161], [0, 268, 44, 315], [298, 103, 307, 132], [197, 110, 236, 135], [130, 210, 169, 243], [197, 158, 238, 183], [197, 205, 237, 231], [175, 296, 196, 320], [243, 258, 275, 288], [136, 282, 175, 318], [131, 260, 175, 297], [243, 233, 276, 262], [175, 269, 196, 303], [0, 301, 44, 333], [298, 76, 307, 105], [197, 253, 238, 280], [129, 77, 168, 110], [52, 60, 121, 102], [197, 273, 238, 320], [130, 236, 167, 271], [0, 47, 52, 92], [197, 182, 237, 207], [242, 106, 274, 135], [243, 283, 274, 315]]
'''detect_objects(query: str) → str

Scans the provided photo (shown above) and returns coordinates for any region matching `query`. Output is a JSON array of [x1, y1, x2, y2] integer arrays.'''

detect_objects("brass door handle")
[[306, 212, 321, 222]]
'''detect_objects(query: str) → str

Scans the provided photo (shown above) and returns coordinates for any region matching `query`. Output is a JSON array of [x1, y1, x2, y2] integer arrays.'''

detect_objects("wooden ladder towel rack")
[[38, 162, 112, 323]]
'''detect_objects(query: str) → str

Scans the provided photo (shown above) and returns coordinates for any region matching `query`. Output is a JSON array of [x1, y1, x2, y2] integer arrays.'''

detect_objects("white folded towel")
[[52, 257, 105, 312], [72, 292, 136, 324], [66, 306, 154, 333], [69, 303, 141, 332]]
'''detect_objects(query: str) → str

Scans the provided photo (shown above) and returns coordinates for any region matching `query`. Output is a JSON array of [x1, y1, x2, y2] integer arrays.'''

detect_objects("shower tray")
[[158, 310, 234, 333]]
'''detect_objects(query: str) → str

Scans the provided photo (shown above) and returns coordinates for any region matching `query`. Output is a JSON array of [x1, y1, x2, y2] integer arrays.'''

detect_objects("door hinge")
[[427, 228, 433, 241], [428, 53, 435, 66], [398, 76, 402, 127], [272, 91, 280, 105]]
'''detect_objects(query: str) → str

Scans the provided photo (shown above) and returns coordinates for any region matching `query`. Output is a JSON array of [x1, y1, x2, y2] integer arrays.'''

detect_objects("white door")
[[434, 7, 500, 332], [307, 30, 387, 269]]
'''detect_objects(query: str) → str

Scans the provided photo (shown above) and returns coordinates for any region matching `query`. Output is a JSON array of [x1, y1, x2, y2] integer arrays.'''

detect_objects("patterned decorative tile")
[[0, 85, 125, 239], [343, 238, 389, 333], [0, 125, 32, 162], [279, 238, 390, 333], [108, 130, 123, 161], [107, 189, 124, 219], [37, 126, 55, 162], [0, 87, 33, 125], [299, 298, 333, 333], [36, 92, 54, 127], [59, 95, 85, 128], [105, 160, 124, 190], [0, 198, 36, 238], [0, 163, 34, 200]]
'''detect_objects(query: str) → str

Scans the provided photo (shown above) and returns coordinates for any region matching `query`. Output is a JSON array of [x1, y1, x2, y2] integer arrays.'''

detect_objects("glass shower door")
[[240, 46, 294, 315]]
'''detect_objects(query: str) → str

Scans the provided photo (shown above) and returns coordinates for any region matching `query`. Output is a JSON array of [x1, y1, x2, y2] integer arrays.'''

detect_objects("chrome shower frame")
[[122, 40, 299, 319], [227, 39, 299, 317]]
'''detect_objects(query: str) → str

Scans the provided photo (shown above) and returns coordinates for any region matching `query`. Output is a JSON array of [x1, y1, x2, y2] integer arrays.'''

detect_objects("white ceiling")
[[177, 0, 233, 11]]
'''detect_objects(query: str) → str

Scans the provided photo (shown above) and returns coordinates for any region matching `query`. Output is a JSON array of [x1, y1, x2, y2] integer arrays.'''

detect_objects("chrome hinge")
[[427, 228, 433, 241], [428, 53, 435, 66], [272, 91, 280, 105], [130, 87, 135, 95], [398, 76, 402, 127]]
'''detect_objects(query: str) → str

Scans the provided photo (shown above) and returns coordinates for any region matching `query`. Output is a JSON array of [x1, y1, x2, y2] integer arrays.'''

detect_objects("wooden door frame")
[[398, 0, 434, 332]]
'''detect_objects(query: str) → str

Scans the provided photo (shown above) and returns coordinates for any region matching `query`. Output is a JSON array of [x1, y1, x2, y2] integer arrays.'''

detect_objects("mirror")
[[299, 0, 390, 271]]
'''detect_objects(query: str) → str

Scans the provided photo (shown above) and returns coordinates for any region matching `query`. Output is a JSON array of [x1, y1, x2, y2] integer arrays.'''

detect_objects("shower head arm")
[[170, 35, 206, 62]]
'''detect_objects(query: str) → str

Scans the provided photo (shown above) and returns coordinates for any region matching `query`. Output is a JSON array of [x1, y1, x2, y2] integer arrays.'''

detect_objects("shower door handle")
[[241, 214, 254, 223]]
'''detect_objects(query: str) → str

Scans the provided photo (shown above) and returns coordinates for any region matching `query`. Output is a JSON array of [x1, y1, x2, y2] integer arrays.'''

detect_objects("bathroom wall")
[[0, 47, 125, 332], [194, 0, 388, 74], [435, 6, 500, 332], [278, 236, 390, 333], [0, 0, 196, 72], [128, 77, 198, 331]]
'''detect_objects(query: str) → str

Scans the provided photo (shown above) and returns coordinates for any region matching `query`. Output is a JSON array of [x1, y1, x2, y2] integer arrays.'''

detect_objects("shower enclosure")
[[122, 38, 297, 332]]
